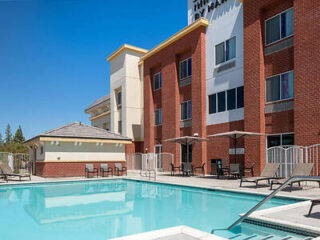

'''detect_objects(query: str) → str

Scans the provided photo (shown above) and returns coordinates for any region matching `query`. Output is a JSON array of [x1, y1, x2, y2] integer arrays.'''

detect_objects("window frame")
[[208, 86, 244, 115], [153, 72, 162, 91], [266, 132, 294, 148], [180, 100, 192, 121], [154, 108, 162, 126], [265, 7, 294, 46], [116, 91, 122, 108], [215, 36, 236, 66], [265, 70, 294, 104], [179, 57, 192, 81]]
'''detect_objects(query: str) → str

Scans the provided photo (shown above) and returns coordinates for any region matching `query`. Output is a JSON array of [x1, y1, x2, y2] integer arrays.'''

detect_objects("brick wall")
[[35, 161, 126, 177]]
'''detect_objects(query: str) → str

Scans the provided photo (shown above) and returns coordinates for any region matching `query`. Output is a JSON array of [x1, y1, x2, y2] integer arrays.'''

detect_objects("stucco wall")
[[188, 0, 244, 125], [91, 115, 111, 130], [41, 141, 126, 162]]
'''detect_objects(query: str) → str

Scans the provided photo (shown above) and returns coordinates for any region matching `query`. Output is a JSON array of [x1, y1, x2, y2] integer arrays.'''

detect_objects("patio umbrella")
[[207, 130, 264, 163], [164, 136, 208, 164]]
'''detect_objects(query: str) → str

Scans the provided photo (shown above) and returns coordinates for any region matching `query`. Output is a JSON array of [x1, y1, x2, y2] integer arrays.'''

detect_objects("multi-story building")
[[85, 95, 111, 130], [141, 0, 320, 175], [107, 44, 148, 154]]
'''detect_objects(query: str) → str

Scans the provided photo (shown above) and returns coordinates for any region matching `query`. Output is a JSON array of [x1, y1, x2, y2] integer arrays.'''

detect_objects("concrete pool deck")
[[0, 171, 319, 236]]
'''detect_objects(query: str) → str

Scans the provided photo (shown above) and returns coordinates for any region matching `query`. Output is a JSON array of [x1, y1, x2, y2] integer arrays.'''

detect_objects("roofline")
[[24, 135, 132, 145], [138, 18, 209, 65], [107, 44, 148, 62], [85, 95, 110, 113]]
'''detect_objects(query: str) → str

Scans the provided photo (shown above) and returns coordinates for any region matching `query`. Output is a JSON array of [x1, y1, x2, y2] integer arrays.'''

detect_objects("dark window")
[[154, 109, 162, 126], [181, 101, 192, 120], [217, 91, 226, 112], [118, 120, 122, 134], [216, 37, 236, 65], [267, 135, 281, 148], [117, 91, 122, 107], [153, 72, 162, 90], [266, 75, 280, 102], [227, 89, 236, 110], [266, 71, 294, 102], [237, 86, 244, 108], [179, 58, 192, 80], [208, 94, 216, 114], [282, 134, 294, 146], [265, 8, 293, 45], [267, 134, 294, 148]]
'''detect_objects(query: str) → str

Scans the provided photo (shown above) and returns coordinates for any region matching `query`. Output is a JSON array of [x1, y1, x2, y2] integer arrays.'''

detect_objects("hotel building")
[[85, 94, 111, 130], [141, 0, 320, 175]]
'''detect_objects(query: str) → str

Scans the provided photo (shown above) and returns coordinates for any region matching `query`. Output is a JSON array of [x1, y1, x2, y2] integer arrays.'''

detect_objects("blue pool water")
[[0, 179, 305, 240]]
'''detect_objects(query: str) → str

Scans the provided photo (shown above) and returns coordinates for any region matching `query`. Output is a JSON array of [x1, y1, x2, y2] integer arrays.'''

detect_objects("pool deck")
[[0, 171, 320, 237]]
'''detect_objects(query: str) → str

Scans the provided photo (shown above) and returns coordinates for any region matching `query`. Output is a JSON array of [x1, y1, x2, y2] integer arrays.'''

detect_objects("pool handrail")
[[226, 176, 320, 231]]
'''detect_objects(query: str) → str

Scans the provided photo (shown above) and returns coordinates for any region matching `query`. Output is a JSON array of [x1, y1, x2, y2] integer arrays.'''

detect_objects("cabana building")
[[24, 122, 131, 177]]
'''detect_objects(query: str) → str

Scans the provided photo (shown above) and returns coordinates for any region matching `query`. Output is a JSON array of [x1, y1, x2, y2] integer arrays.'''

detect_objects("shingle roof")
[[25, 122, 131, 143], [85, 94, 110, 113]]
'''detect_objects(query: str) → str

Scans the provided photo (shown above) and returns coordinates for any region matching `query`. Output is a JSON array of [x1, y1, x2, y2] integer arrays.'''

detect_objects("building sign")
[[193, 0, 228, 21], [229, 148, 244, 154]]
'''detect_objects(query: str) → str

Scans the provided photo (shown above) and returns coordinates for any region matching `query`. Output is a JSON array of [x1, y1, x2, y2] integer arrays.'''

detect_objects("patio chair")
[[240, 163, 280, 188], [85, 164, 98, 178], [270, 163, 314, 191], [170, 162, 181, 176], [193, 163, 205, 176], [0, 162, 31, 182], [307, 199, 320, 216], [244, 162, 255, 177], [181, 162, 193, 176], [228, 164, 243, 179], [115, 163, 127, 176], [100, 164, 113, 177]]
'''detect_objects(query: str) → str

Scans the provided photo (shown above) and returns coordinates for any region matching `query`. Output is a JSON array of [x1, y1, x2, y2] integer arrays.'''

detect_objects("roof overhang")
[[138, 18, 209, 65], [89, 111, 110, 121], [107, 44, 148, 62], [24, 136, 132, 146]]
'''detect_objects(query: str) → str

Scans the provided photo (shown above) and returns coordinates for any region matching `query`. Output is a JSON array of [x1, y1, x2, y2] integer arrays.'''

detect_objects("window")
[[208, 94, 217, 114], [265, 8, 293, 45], [181, 100, 192, 120], [116, 91, 122, 108], [118, 120, 122, 134], [208, 86, 244, 115], [153, 72, 162, 90], [267, 133, 294, 148], [179, 58, 192, 80], [40, 146, 44, 155], [215, 36, 236, 65], [266, 71, 294, 102], [217, 92, 226, 112], [154, 109, 162, 126]]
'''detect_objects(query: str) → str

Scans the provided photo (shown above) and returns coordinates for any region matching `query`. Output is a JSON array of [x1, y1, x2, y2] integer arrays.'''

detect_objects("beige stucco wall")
[[110, 49, 144, 141], [38, 141, 126, 162], [91, 115, 111, 130]]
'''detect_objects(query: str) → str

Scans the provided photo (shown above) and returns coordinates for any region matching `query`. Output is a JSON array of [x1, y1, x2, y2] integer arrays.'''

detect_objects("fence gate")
[[266, 146, 304, 178], [126, 153, 143, 170], [305, 144, 320, 177]]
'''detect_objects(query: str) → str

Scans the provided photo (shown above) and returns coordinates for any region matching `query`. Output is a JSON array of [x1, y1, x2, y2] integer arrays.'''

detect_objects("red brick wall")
[[144, 26, 207, 170], [125, 141, 144, 154], [35, 162, 126, 178], [294, 0, 320, 146], [265, 110, 294, 134]]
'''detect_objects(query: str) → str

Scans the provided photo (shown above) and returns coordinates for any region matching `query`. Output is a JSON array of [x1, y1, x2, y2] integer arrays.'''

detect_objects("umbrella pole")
[[234, 138, 237, 164]]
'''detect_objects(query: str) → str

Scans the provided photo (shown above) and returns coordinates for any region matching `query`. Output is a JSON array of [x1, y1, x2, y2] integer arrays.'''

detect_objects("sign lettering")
[[193, 0, 228, 21]]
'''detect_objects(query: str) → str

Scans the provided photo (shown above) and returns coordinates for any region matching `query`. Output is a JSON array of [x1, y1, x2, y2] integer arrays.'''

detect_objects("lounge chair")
[[181, 162, 193, 176], [170, 162, 181, 176], [100, 164, 113, 177], [307, 199, 320, 216], [193, 163, 205, 176], [0, 162, 31, 182], [115, 163, 127, 176], [240, 163, 280, 187], [270, 163, 314, 191], [85, 164, 98, 178]]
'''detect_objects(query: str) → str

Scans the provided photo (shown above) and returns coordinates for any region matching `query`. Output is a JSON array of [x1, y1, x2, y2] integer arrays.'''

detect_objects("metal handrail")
[[226, 176, 320, 230]]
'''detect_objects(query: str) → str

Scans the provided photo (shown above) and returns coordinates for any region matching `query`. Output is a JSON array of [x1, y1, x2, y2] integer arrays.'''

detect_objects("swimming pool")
[[0, 179, 308, 240]]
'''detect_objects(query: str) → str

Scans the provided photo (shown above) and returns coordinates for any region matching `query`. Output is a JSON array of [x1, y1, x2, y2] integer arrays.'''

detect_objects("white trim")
[[264, 7, 294, 47], [265, 70, 294, 104]]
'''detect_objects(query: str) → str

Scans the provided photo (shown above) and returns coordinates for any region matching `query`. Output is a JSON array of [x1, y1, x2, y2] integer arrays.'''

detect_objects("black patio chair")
[[85, 164, 98, 178], [170, 162, 181, 176], [100, 163, 113, 177], [193, 163, 205, 176], [115, 163, 127, 176]]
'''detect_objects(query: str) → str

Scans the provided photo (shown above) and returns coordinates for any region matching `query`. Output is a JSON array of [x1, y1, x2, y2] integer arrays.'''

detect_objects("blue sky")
[[0, 0, 187, 139]]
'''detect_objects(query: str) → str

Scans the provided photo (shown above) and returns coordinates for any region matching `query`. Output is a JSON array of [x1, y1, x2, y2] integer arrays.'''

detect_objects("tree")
[[5, 124, 12, 144], [13, 125, 25, 143]]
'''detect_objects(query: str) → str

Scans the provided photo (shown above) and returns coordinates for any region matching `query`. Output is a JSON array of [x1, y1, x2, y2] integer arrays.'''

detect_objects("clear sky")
[[0, 0, 187, 139]]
